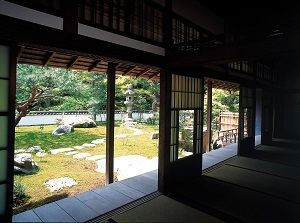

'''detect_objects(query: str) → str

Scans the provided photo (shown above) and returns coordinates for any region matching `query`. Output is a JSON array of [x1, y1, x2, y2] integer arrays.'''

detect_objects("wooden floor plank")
[[33, 202, 76, 222], [12, 210, 42, 223], [119, 177, 157, 194], [92, 185, 134, 207], [56, 196, 99, 222], [108, 182, 146, 200], [123, 174, 157, 187], [140, 170, 158, 181], [75, 190, 116, 215]]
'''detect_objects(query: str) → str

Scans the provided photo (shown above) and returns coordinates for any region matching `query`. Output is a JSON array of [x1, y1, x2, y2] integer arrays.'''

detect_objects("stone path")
[[45, 127, 158, 181]]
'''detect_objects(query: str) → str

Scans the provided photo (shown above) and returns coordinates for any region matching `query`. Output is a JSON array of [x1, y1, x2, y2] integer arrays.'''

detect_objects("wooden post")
[[63, 0, 78, 33], [106, 62, 117, 184], [158, 68, 172, 193], [206, 80, 212, 152], [158, 0, 172, 193]]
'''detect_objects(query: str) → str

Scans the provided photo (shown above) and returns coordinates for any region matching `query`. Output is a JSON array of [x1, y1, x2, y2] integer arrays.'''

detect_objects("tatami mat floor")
[[168, 139, 300, 223]]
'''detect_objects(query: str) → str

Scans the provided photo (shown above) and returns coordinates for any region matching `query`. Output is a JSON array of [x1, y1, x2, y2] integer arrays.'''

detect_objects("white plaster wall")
[[0, 0, 63, 30], [172, 0, 224, 35], [78, 24, 165, 56], [18, 113, 154, 126]]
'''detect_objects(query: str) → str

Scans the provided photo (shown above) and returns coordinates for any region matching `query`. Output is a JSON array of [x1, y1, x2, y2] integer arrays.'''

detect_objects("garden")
[[13, 64, 238, 215], [13, 122, 159, 215]]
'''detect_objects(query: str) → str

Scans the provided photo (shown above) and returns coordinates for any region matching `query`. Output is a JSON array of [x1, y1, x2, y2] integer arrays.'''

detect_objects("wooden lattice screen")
[[219, 112, 239, 131]]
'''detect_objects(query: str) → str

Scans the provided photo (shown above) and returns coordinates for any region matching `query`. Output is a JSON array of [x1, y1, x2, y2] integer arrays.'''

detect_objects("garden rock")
[[26, 145, 42, 152], [52, 125, 74, 135], [63, 117, 96, 128], [14, 153, 40, 174], [150, 132, 159, 139]]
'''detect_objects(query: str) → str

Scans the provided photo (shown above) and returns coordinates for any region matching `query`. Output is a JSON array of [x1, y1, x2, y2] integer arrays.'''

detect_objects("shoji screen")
[[0, 43, 15, 222]]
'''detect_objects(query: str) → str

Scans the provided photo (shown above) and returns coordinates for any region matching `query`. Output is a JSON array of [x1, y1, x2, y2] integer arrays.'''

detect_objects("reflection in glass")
[[0, 184, 6, 215], [0, 150, 7, 182], [0, 116, 8, 148], [0, 80, 8, 111], [178, 110, 194, 158], [0, 45, 9, 78]]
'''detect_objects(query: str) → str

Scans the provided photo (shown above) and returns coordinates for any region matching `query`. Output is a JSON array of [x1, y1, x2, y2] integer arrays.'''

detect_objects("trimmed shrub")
[[13, 181, 29, 207]]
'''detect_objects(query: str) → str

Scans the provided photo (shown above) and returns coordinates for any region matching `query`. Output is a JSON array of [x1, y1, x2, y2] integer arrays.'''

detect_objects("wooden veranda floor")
[[12, 142, 239, 223]]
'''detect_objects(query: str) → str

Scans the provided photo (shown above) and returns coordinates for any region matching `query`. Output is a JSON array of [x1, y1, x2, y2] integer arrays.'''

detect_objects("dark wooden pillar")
[[106, 62, 117, 184], [158, 68, 172, 193], [63, 0, 78, 33], [0, 41, 17, 223], [206, 80, 212, 152]]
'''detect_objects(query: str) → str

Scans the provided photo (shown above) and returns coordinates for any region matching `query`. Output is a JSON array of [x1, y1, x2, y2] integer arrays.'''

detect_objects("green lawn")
[[13, 122, 159, 215]]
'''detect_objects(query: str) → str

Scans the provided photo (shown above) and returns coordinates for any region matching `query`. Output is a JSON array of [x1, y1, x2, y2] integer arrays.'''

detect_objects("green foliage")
[[16, 64, 90, 111], [88, 72, 107, 118], [147, 112, 159, 125], [115, 76, 159, 111], [13, 180, 29, 207], [204, 88, 239, 131], [16, 65, 160, 114]]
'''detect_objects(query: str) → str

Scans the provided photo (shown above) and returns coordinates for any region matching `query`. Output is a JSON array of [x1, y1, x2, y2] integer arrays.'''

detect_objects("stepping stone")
[[65, 151, 79, 155], [82, 143, 96, 147], [86, 155, 105, 161], [73, 153, 91, 159], [91, 139, 105, 144], [50, 148, 74, 154], [74, 146, 85, 150], [114, 134, 129, 139]]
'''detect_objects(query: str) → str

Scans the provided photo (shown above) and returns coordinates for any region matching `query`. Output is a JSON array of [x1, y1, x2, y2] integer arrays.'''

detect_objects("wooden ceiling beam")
[[88, 60, 102, 72], [122, 66, 137, 76], [136, 68, 151, 78], [17, 46, 25, 63], [148, 71, 160, 80], [43, 52, 55, 67], [67, 56, 80, 70]]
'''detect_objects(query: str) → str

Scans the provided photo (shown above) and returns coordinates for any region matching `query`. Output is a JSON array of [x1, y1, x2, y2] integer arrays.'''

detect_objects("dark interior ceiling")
[[198, 1, 300, 29], [16, 1, 300, 90], [192, 1, 300, 69]]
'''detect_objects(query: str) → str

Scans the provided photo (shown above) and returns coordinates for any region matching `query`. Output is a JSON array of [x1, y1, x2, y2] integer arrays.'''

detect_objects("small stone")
[[26, 146, 42, 152], [73, 153, 91, 159], [82, 143, 96, 147], [36, 152, 47, 157], [86, 155, 105, 161], [44, 177, 78, 192], [91, 140, 105, 144], [65, 151, 78, 155], [50, 148, 74, 154], [150, 132, 159, 139], [15, 149, 26, 154], [73, 146, 85, 150]]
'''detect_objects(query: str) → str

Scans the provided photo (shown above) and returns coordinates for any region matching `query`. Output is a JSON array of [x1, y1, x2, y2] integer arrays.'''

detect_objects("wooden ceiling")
[[205, 79, 239, 92], [17, 45, 161, 80], [17, 45, 240, 91]]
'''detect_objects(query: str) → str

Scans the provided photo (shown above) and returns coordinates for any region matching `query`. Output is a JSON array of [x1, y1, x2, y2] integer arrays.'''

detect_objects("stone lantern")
[[124, 83, 134, 122]]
